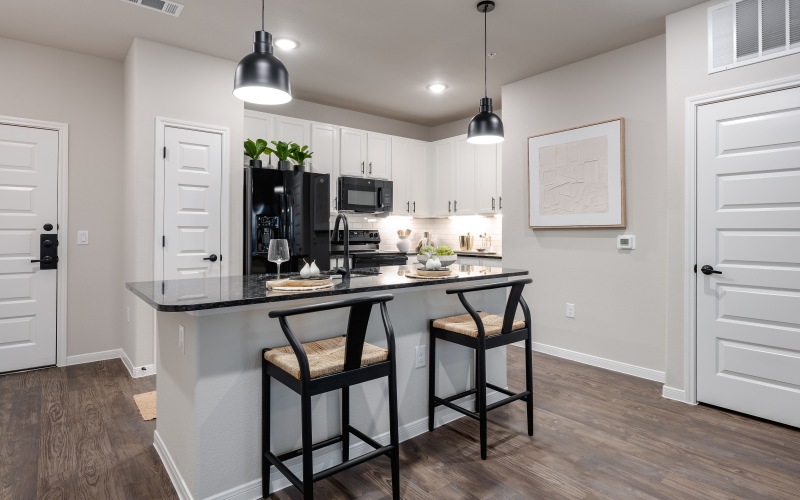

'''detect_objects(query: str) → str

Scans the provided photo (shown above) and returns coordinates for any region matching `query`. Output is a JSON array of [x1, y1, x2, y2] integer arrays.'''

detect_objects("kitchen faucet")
[[332, 213, 350, 282]]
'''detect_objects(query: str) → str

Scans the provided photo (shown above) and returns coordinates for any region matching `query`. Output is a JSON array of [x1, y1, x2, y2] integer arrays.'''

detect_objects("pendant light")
[[467, 1, 504, 145], [233, 0, 292, 105]]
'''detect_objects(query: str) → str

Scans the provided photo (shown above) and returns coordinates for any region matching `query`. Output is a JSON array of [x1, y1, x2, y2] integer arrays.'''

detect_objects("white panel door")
[[391, 136, 411, 214], [454, 136, 476, 214], [410, 140, 429, 217], [0, 124, 58, 373], [272, 115, 309, 149], [243, 110, 272, 166], [366, 132, 391, 179], [475, 143, 498, 214], [696, 86, 800, 427], [310, 122, 339, 212], [340, 128, 367, 177], [163, 127, 223, 281]]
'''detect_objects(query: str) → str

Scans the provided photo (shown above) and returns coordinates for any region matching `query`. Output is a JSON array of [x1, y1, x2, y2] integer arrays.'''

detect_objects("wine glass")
[[268, 239, 290, 279]]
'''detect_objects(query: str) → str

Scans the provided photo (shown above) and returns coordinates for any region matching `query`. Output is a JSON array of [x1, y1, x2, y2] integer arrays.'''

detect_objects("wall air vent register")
[[709, 0, 800, 73], [120, 0, 184, 17]]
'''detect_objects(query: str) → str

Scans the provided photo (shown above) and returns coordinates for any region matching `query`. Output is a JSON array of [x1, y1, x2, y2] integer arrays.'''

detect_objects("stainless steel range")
[[331, 230, 408, 268]]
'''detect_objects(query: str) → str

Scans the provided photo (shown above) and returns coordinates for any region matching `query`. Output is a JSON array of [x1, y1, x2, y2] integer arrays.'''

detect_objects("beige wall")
[[123, 38, 244, 367], [502, 36, 668, 374], [0, 37, 125, 359], [664, 2, 800, 391], [248, 99, 431, 141]]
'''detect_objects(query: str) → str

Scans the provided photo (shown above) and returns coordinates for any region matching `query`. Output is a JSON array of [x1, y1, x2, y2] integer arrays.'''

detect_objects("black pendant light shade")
[[233, 1, 292, 105], [467, 1, 504, 144]]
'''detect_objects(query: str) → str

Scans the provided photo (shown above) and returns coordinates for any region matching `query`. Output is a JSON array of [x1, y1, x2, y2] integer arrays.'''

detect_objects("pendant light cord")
[[261, 0, 265, 31], [484, 6, 488, 98]]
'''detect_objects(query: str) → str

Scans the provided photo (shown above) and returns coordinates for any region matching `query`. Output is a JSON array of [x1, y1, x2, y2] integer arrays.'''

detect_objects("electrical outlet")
[[566, 303, 575, 318], [126, 306, 130, 323], [178, 324, 185, 355], [415, 345, 426, 368]]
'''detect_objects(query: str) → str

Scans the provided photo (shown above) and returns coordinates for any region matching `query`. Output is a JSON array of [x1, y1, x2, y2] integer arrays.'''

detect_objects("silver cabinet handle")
[[369, 162, 372, 175], [492, 197, 495, 211], [499, 196, 502, 210], [334, 197, 337, 210], [448, 200, 451, 213], [406, 201, 410, 213], [413, 201, 416, 213], [454, 200, 458, 212], [361, 161, 365, 174]]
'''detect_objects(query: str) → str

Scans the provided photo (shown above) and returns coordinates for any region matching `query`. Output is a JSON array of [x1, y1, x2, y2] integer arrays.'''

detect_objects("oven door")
[[351, 253, 407, 269], [338, 176, 392, 213]]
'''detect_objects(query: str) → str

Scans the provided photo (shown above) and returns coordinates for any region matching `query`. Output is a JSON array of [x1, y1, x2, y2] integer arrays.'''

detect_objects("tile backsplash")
[[330, 214, 503, 254]]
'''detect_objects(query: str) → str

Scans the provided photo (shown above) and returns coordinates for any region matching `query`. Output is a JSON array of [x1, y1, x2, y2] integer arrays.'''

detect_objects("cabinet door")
[[391, 137, 411, 214], [496, 143, 503, 212], [367, 132, 392, 179], [454, 136, 476, 215], [410, 140, 429, 217], [273, 115, 310, 148], [243, 110, 273, 166], [310, 122, 339, 212], [475, 143, 498, 214], [432, 139, 454, 216], [340, 128, 367, 177]]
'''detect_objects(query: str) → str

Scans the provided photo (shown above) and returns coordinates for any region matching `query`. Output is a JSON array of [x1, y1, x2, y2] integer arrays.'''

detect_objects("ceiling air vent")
[[709, 0, 800, 73], [121, 0, 184, 17]]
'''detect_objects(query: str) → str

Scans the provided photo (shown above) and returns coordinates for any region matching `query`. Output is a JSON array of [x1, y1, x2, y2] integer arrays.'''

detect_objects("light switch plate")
[[77, 230, 89, 245]]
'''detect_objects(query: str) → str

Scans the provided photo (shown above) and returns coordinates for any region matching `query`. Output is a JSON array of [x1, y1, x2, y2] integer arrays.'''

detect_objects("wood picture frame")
[[528, 118, 626, 229]]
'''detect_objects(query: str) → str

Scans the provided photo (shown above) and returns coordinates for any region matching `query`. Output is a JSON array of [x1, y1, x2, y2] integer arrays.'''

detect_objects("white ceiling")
[[0, 0, 705, 126]]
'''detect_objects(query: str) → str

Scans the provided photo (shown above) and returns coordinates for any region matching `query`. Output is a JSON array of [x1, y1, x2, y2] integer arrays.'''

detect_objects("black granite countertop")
[[126, 265, 527, 312]]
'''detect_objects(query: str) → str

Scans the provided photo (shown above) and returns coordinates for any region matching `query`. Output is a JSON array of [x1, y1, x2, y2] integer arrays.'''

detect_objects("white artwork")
[[529, 119, 625, 229]]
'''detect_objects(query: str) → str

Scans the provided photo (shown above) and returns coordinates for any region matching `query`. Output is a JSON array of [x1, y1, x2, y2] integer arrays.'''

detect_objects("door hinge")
[[163, 147, 167, 159], [162, 235, 166, 247]]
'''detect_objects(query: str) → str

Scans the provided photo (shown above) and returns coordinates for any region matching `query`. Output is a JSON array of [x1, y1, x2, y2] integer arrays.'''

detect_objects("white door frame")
[[0, 115, 69, 367], [682, 74, 800, 404], [153, 117, 231, 283]]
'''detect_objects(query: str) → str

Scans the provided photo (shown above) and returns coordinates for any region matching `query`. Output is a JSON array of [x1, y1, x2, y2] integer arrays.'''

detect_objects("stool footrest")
[[486, 383, 516, 397], [443, 388, 477, 403], [264, 451, 304, 493], [313, 445, 394, 482], [347, 425, 387, 455], [276, 435, 344, 462], [486, 391, 531, 412], [433, 396, 479, 420]]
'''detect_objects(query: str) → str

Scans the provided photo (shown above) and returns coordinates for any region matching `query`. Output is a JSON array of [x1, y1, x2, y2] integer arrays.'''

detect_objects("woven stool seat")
[[432, 312, 526, 338], [264, 336, 388, 380]]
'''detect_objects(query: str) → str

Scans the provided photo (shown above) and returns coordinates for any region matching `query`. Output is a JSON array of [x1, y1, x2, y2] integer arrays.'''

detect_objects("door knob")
[[203, 254, 218, 262], [700, 265, 722, 275]]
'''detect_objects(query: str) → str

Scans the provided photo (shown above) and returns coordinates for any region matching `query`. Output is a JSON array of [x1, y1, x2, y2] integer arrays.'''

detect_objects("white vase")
[[396, 237, 411, 253]]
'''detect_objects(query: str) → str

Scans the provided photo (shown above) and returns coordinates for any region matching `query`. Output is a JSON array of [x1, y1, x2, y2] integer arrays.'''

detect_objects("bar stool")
[[428, 278, 533, 459], [262, 294, 400, 500]]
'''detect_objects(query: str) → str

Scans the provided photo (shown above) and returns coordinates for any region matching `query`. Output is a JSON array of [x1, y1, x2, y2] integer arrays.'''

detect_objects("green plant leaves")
[[288, 142, 314, 164], [244, 138, 269, 160]]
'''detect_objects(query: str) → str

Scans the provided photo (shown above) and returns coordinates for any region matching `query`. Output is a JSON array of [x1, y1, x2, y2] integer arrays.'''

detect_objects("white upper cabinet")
[[391, 136, 412, 214], [475, 143, 499, 214], [410, 140, 429, 217], [454, 135, 476, 215], [273, 115, 310, 148], [496, 143, 503, 212], [243, 110, 273, 166], [310, 122, 340, 212], [339, 127, 367, 177], [366, 132, 391, 179], [432, 138, 454, 216]]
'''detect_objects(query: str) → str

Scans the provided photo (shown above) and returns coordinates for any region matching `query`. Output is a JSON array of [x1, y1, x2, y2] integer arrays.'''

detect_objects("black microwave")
[[337, 176, 393, 214]]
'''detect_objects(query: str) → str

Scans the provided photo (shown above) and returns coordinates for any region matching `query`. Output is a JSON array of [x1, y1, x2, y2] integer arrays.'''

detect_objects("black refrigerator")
[[243, 167, 331, 275]]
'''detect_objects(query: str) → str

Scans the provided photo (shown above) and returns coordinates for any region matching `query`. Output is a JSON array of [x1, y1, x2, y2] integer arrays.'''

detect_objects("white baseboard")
[[156, 390, 508, 500], [66, 348, 124, 366], [531, 342, 665, 383], [154, 430, 192, 500], [662, 385, 693, 404], [120, 349, 156, 378], [65, 348, 155, 378]]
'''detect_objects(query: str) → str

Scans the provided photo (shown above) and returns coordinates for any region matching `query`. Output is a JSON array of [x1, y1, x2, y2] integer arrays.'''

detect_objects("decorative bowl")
[[418, 254, 456, 266]]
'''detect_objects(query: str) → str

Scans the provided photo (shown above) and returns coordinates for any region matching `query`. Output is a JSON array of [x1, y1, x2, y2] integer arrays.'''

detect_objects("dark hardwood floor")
[[2, 348, 799, 499]]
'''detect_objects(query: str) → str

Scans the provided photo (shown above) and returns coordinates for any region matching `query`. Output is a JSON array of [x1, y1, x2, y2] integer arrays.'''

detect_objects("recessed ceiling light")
[[274, 38, 299, 50], [427, 83, 448, 93]]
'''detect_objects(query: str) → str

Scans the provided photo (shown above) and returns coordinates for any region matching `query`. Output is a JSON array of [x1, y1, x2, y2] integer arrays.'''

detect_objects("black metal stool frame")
[[428, 278, 533, 459], [262, 294, 400, 499]]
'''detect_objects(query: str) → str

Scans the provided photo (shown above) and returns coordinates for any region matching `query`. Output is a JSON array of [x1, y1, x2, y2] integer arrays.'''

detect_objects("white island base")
[[150, 279, 511, 499]]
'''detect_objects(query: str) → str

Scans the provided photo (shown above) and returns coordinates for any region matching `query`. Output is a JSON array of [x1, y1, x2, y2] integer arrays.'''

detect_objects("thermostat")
[[617, 235, 636, 250]]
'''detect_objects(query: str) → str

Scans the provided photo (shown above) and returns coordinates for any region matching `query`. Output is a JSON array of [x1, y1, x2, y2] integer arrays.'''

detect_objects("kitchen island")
[[127, 265, 528, 499]]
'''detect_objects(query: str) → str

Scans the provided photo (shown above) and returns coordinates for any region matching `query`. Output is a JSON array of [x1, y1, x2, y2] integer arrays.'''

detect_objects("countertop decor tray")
[[268, 278, 334, 291]]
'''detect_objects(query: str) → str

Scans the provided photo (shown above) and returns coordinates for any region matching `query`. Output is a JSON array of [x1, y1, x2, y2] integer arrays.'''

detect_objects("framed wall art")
[[528, 118, 626, 229]]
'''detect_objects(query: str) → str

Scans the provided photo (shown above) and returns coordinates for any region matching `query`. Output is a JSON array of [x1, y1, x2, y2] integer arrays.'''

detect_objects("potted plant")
[[243, 138, 267, 168], [265, 140, 293, 170], [289, 143, 313, 172]]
